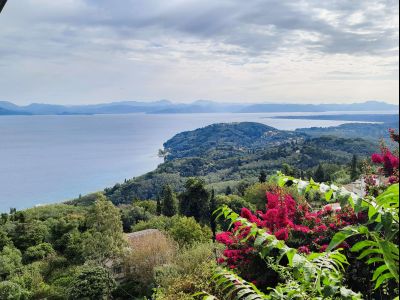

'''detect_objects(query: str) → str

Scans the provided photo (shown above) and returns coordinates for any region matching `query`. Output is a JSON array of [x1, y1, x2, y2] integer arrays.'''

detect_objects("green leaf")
[[377, 240, 399, 282], [357, 248, 382, 260], [244, 295, 264, 300], [327, 230, 355, 252], [350, 240, 376, 252], [278, 176, 287, 187], [340, 286, 362, 299], [284, 248, 297, 267], [237, 288, 258, 298], [366, 257, 384, 265], [353, 197, 363, 213], [254, 235, 267, 247], [374, 273, 394, 289], [368, 205, 379, 221], [376, 184, 399, 206], [372, 264, 389, 281], [325, 189, 333, 201], [347, 195, 355, 210], [357, 225, 370, 235], [381, 212, 393, 233], [192, 292, 218, 300]]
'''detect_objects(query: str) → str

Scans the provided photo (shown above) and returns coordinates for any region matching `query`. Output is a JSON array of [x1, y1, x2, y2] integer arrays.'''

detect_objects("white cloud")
[[0, 0, 398, 104]]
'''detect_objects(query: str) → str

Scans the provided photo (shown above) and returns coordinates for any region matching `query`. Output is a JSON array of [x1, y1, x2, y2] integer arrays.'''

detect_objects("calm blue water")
[[0, 112, 382, 212]]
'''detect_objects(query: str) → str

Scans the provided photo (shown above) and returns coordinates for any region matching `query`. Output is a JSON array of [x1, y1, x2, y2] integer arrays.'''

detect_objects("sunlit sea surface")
[[0, 111, 389, 211]]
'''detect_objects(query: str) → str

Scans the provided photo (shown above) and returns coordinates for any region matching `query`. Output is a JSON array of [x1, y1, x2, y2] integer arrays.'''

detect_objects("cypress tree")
[[156, 196, 162, 216], [259, 170, 267, 183], [314, 164, 325, 182], [225, 186, 232, 195], [350, 154, 358, 181], [282, 163, 294, 176], [237, 181, 249, 197], [179, 178, 210, 224], [209, 189, 217, 242], [161, 185, 177, 217]]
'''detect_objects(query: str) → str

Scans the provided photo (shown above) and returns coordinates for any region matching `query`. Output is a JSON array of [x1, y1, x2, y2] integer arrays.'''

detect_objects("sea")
[[0, 111, 390, 212]]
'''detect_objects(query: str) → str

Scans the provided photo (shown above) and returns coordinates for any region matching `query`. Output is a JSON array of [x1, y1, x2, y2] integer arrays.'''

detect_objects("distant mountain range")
[[0, 100, 398, 115]]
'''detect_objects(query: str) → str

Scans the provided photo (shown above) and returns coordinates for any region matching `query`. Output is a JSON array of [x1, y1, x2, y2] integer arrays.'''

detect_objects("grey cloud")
[[72, 0, 398, 56], [1, 0, 398, 59], [0, 0, 398, 104]]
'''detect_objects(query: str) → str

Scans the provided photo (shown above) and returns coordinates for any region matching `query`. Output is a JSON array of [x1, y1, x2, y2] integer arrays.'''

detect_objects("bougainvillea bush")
[[215, 187, 366, 288], [365, 128, 399, 196]]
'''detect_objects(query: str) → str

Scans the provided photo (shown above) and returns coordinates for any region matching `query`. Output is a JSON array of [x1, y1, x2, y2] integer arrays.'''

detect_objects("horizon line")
[[2, 99, 399, 107]]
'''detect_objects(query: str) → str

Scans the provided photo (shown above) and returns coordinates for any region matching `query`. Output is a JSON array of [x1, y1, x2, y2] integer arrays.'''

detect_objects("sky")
[[0, 0, 398, 105]]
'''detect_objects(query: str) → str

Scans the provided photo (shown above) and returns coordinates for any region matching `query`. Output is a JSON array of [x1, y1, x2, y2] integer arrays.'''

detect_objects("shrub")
[[68, 266, 116, 300], [0, 281, 28, 300], [216, 188, 366, 286], [132, 215, 211, 247], [8, 261, 51, 299], [212, 204, 363, 299], [244, 182, 302, 210], [168, 216, 211, 247], [365, 131, 399, 196], [0, 228, 10, 250], [215, 194, 255, 214], [154, 242, 222, 300], [0, 245, 22, 279], [11, 220, 49, 251], [23, 242, 55, 263], [131, 215, 171, 232], [45, 265, 80, 299], [123, 230, 175, 296], [82, 196, 125, 263], [64, 229, 85, 263], [154, 261, 215, 300], [120, 204, 153, 232], [244, 182, 273, 210], [135, 200, 157, 215]]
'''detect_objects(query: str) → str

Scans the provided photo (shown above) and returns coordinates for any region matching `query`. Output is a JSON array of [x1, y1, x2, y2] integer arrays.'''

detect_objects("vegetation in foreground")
[[0, 124, 398, 300]]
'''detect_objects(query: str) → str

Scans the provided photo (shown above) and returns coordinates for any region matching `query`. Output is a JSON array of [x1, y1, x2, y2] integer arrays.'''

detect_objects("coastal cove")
[[0, 112, 393, 212]]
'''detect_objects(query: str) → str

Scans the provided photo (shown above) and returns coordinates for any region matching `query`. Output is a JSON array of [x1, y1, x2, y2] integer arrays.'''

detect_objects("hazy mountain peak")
[[1, 100, 398, 115]]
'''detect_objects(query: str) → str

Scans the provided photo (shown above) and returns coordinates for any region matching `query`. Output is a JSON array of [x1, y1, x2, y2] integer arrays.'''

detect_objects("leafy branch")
[[279, 174, 399, 291]]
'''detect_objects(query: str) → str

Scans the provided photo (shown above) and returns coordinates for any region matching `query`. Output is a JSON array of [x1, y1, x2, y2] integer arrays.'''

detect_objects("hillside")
[[274, 113, 399, 123], [238, 101, 398, 113], [103, 122, 378, 205], [163, 122, 304, 160], [297, 121, 399, 143], [0, 107, 31, 115]]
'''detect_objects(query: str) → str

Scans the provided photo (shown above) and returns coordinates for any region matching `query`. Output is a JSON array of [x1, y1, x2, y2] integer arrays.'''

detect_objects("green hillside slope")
[[103, 122, 378, 205]]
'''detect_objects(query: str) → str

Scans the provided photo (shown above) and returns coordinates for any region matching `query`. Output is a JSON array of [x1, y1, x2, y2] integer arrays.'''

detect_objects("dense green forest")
[[1, 121, 398, 300], [297, 121, 399, 143], [101, 122, 378, 205]]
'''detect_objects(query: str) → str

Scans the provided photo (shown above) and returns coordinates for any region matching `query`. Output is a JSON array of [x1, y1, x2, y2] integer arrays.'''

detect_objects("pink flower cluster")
[[371, 150, 399, 177], [216, 222, 254, 269], [216, 190, 365, 271], [369, 129, 399, 186]]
